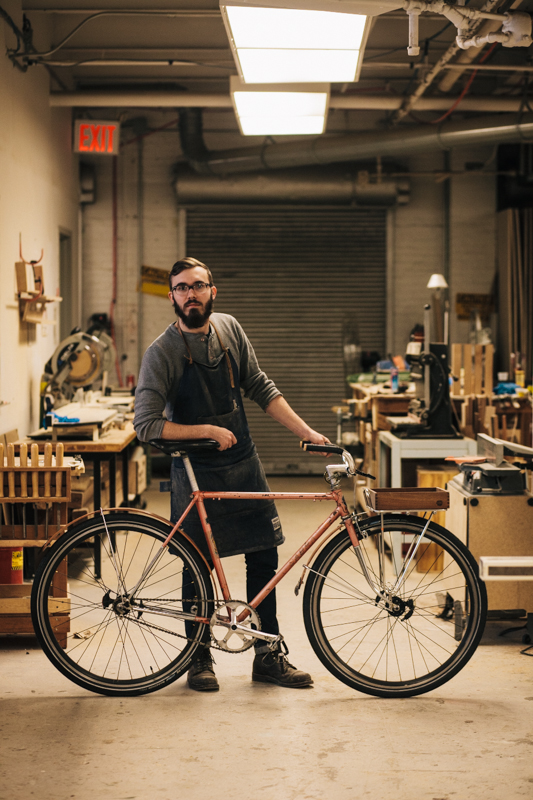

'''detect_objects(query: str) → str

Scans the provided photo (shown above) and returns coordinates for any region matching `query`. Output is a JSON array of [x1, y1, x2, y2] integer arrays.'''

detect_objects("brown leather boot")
[[252, 646, 313, 688], [187, 649, 219, 691]]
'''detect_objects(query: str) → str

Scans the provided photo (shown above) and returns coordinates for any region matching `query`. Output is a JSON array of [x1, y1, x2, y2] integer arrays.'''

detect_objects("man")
[[134, 256, 330, 691]]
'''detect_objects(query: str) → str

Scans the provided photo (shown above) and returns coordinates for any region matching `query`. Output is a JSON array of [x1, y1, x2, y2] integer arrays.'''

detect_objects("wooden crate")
[[416, 466, 459, 572], [451, 343, 493, 397], [1, 456, 73, 642], [364, 487, 450, 512]]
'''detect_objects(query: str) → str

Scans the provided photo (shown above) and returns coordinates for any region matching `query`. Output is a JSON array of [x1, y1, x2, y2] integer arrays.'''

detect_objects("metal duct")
[[198, 113, 533, 174], [173, 164, 410, 205], [50, 91, 527, 113], [178, 108, 211, 175]]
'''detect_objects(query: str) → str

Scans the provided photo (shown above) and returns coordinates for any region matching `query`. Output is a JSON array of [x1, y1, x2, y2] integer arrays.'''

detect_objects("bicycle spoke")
[[304, 517, 485, 696], [32, 514, 213, 694]]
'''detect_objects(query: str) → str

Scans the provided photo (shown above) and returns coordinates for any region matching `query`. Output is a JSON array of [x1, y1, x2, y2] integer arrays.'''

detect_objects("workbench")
[[19, 423, 137, 508], [447, 477, 533, 615]]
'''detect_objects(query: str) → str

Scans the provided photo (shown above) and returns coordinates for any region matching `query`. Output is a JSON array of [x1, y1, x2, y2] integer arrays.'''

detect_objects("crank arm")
[[213, 614, 281, 644], [247, 630, 282, 644]]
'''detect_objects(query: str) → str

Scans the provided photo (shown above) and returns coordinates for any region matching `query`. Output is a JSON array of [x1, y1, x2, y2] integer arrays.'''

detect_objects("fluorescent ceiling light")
[[239, 116, 326, 135], [221, 1, 402, 15], [226, 6, 366, 49], [231, 77, 329, 135], [237, 49, 359, 84], [221, 4, 372, 83]]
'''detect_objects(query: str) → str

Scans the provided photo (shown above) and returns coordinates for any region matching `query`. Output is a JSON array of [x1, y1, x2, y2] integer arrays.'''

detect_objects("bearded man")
[[134, 257, 329, 691]]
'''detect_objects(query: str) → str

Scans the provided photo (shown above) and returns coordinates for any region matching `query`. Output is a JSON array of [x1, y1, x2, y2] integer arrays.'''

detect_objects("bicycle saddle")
[[149, 438, 219, 455]]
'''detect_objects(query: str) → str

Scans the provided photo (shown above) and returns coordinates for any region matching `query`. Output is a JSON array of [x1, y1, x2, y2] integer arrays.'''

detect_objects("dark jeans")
[[183, 547, 279, 650]]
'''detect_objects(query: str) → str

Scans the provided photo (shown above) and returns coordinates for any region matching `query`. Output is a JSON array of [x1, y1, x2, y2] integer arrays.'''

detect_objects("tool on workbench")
[[389, 304, 461, 439], [446, 433, 533, 494]]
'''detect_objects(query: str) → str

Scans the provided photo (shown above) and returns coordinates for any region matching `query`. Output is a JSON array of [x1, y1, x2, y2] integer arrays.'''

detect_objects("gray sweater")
[[133, 313, 281, 443]]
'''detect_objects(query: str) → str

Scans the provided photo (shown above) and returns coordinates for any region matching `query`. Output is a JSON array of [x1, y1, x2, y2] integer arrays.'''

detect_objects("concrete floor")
[[1, 478, 532, 800]]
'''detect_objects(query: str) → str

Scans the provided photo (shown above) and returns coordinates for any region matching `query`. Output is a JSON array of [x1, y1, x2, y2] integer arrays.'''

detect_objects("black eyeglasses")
[[171, 281, 212, 295]]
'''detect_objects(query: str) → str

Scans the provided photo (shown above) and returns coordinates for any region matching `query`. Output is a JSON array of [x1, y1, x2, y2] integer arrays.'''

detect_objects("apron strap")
[[176, 320, 235, 389], [211, 321, 235, 389], [176, 322, 194, 365]]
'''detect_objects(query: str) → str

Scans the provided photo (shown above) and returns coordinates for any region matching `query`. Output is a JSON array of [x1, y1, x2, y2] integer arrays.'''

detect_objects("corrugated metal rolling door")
[[186, 206, 386, 474]]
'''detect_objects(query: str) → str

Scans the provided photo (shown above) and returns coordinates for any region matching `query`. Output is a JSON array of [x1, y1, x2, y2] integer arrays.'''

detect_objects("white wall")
[[0, 2, 79, 437]]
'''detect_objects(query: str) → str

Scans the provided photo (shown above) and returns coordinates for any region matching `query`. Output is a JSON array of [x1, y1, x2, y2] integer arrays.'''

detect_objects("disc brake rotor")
[[210, 600, 261, 653]]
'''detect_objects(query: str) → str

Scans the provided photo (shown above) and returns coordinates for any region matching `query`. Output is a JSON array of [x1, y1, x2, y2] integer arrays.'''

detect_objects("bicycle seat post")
[[181, 453, 199, 492]]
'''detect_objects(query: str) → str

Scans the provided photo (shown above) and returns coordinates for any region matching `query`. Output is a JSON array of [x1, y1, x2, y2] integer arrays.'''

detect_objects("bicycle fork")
[[351, 511, 436, 607]]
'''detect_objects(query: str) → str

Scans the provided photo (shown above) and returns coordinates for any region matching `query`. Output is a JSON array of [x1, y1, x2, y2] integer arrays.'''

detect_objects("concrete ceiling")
[[19, 0, 533, 137]]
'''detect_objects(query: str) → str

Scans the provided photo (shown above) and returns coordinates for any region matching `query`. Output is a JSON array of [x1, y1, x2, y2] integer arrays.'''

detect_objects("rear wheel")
[[303, 514, 487, 698], [31, 512, 213, 696]]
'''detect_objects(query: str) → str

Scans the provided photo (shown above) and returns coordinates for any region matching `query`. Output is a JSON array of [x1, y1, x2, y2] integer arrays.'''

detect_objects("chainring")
[[210, 600, 261, 653]]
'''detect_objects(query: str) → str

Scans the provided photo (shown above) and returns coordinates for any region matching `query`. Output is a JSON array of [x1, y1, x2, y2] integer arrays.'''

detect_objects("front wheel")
[[303, 515, 487, 698], [31, 511, 214, 696]]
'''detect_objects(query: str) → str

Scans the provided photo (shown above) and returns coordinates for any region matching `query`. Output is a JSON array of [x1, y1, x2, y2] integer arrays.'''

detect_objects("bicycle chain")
[[128, 598, 260, 654]]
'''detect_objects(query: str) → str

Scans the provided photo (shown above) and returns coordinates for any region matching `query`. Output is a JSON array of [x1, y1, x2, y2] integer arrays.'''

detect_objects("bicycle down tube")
[[154, 486, 359, 626]]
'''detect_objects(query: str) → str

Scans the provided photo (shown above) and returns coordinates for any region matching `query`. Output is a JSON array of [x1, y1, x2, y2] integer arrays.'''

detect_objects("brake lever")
[[352, 468, 376, 481]]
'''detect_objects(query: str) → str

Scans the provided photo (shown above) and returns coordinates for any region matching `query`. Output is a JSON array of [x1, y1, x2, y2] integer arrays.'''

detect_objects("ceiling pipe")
[[390, 0, 503, 124], [51, 91, 527, 113], [181, 112, 533, 175], [50, 91, 233, 107], [178, 107, 212, 174], [173, 164, 410, 205], [438, 0, 526, 93]]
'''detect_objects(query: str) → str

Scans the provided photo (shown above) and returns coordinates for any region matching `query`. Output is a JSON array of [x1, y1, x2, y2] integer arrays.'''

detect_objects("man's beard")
[[173, 295, 213, 329]]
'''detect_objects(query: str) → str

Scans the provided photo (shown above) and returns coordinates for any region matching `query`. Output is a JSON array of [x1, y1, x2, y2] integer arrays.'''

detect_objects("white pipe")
[[49, 91, 527, 113], [50, 92, 233, 107]]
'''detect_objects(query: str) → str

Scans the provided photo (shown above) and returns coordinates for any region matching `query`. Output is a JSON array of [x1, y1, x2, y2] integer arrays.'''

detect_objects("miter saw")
[[41, 318, 116, 414]]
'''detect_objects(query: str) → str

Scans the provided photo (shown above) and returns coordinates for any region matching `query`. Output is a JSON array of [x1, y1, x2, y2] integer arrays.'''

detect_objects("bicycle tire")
[[31, 511, 213, 696], [303, 514, 487, 698]]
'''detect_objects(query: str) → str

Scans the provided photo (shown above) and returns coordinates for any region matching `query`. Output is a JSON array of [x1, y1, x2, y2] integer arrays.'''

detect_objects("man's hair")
[[169, 257, 213, 290]]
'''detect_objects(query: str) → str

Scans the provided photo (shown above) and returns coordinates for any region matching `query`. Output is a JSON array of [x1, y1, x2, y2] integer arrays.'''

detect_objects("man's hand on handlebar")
[[304, 429, 332, 456], [304, 429, 330, 447], [209, 426, 237, 451]]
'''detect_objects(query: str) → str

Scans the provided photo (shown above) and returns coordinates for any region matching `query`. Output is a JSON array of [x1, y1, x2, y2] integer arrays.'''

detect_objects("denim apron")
[[170, 322, 283, 560]]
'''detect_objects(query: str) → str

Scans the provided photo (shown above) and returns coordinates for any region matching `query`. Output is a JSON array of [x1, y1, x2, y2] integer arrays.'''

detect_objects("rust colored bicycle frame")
[[161, 488, 360, 626]]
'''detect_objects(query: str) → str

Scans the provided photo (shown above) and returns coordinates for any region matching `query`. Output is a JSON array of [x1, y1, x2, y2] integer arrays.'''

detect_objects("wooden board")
[[0, 468, 71, 502], [22, 423, 137, 453], [365, 487, 450, 512], [0, 597, 70, 614], [417, 466, 458, 527], [416, 466, 459, 572], [0, 613, 69, 646]]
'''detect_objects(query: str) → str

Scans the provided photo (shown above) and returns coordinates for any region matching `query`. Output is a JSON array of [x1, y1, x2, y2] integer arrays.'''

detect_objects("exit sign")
[[74, 120, 120, 154]]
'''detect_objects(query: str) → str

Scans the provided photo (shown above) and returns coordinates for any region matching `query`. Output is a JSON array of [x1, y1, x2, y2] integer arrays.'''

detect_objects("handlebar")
[[300, 441, 375, 481], [300, 442, 344, 455]]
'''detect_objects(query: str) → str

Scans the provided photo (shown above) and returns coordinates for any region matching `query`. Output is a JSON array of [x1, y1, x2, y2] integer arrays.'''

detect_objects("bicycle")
[[31, 440, 487, 698]]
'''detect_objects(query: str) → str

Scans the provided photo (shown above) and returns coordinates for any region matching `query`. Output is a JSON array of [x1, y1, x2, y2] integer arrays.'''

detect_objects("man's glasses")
[[171, 281, 212, 295]]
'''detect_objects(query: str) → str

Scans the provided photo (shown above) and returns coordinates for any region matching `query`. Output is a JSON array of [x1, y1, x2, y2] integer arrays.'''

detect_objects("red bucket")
[[0, 548, 24, 584]]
